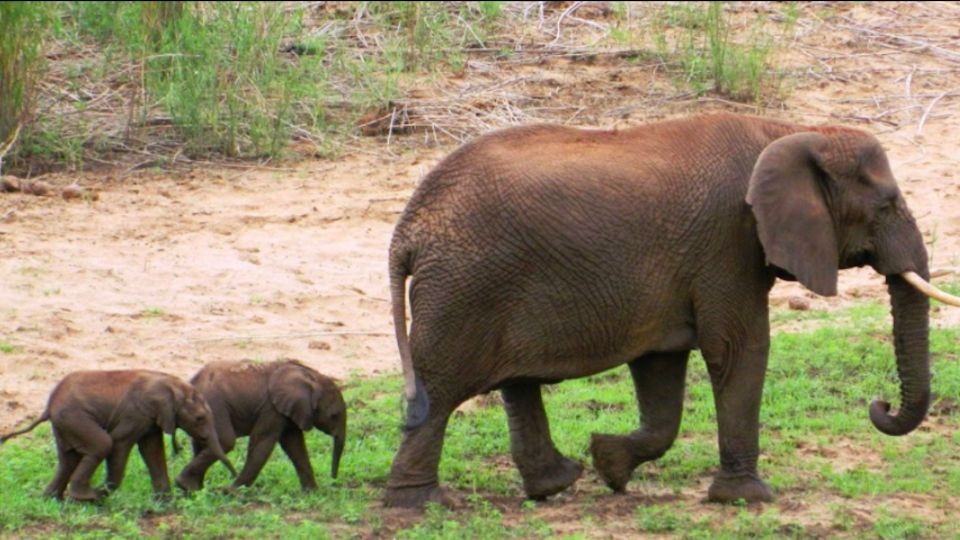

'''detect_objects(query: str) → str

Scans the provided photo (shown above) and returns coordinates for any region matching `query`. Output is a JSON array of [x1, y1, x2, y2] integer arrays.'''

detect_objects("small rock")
[[308, 340, 331, 351], [1, 176, 20, 193], [788, 296, 811, 311], [21, 180, 51, 196], [62, 183, 84, 200]]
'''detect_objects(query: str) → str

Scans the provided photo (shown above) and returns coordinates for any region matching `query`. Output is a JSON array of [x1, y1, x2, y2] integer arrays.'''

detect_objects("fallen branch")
[[916, 90, 958, 136]]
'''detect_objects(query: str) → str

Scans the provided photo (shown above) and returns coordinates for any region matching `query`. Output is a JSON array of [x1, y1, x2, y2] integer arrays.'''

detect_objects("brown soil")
[[1, 1, 959, 536]]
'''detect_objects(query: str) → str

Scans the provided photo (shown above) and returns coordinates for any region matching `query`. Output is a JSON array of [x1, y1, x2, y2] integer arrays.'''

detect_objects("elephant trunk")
[[330, 410, 347, 478], [869, 272, 931, 435], [204, 426, 237, 477], [331, 429, 345, 479]]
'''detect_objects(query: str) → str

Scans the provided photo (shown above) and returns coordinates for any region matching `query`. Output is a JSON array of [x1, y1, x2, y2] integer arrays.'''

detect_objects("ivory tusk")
[[901, 271, 960, 307]]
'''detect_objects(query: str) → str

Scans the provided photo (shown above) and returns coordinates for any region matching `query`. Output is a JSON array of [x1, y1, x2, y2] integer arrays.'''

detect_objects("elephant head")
[[125, 376, 237, 477], [747, 130, 960, 436], [268, 362, 347, 478]]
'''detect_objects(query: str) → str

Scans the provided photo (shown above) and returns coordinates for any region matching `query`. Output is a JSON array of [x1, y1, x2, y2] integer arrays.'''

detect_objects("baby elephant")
[[0, 370, 236, 501], [176, 359, 347, 492]]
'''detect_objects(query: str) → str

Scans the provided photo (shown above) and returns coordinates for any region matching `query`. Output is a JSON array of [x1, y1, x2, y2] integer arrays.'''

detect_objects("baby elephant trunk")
[[203, 428, 237, 477], [331, 432, 345, 479]]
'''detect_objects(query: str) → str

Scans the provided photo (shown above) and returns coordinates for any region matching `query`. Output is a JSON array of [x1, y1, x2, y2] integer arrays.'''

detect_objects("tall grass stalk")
[[0, 3, 54, 173]]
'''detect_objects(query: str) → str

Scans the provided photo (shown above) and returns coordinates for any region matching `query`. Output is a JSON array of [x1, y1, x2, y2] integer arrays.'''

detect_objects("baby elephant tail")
[[0, 411, 50, 444]]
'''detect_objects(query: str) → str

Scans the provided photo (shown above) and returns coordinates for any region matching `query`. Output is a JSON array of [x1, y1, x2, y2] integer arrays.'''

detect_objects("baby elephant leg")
[[59, 414, 113, 502], [44, 430, 81, 500], [138, 431, 172, 496], [177, 424, 235, 492], [279, 428, 318, 491]]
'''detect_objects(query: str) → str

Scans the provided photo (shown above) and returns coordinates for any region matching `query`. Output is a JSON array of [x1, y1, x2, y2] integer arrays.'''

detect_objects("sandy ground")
[[1, 7, 959, 532]]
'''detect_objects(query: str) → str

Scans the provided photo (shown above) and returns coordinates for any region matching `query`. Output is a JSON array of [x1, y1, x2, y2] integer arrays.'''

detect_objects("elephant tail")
[[389, 243, 417, 402], [390, 241, 429, 430], [0, 410, 50, 444]]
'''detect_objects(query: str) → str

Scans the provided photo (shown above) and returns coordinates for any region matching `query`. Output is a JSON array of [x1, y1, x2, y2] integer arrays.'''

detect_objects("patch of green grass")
[[0, 341, 14, 354], [1, 311, 959, 537], [140, 307, 165, 318]]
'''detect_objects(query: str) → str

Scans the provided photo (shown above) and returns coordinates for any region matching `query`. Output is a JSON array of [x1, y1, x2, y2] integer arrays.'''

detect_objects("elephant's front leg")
[[502, 382, 583, 499], [176, 422, 236, 492], [278, 428, 318, 491], [590, 351, 689, 492], [702, 337, 773, 503], [104, 440, 136, 493], [138, 431, 172, 495], [232, 423, 281, 489]]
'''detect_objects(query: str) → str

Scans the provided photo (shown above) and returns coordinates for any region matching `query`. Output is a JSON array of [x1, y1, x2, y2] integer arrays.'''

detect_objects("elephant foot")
[[590, 433, 638, 493], [707, 472, 773, 504], [175, 472, 203, 493], [521, 455, 583, 500], [383, 484, 461, 509], [66, 486, 107, 503]]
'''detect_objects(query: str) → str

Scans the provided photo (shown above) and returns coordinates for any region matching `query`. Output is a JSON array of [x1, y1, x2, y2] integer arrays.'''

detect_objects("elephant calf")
[[176, 359, 347, 492], [0, 370, 236, 501]]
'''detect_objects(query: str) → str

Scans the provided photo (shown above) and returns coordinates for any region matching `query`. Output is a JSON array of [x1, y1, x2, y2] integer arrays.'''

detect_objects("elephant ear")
[[127, 375, 184, 435], [154, 379, 185, 435], [268, 363, 315, 431], [747, 132, 839, 296]]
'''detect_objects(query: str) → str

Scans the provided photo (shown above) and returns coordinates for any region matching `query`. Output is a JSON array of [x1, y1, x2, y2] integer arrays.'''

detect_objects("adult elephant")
[[383, 112, 960, 508]]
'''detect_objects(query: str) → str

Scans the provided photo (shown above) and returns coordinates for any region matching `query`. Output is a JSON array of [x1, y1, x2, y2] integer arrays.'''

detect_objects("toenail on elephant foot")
[[523, 456, 583, 500], [384, 484, 461, 509], [590, 433, 636, 493], [707, 473, 774, 504]]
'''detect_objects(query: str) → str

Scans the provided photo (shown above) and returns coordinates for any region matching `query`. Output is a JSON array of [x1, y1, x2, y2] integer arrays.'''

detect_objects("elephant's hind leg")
[[384, 384, 461, 509], [60, 414, 113, 502], [591, 351, 689, 493], [502, 382, 583, 499], [44, 434, 80, 500]]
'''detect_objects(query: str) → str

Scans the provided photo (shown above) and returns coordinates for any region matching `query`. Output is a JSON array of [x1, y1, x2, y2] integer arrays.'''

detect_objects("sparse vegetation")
[[4, 1, 801, 172], [645, 1, 800, 103]]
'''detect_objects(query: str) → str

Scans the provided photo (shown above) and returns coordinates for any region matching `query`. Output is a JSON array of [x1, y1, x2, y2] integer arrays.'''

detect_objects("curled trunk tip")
[[869, 396, 930, 436]]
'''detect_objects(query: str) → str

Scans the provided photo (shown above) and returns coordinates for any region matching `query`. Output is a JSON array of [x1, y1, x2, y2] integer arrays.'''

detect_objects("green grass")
[[1, 305, 959, 537], [139, 307, 165, 318]]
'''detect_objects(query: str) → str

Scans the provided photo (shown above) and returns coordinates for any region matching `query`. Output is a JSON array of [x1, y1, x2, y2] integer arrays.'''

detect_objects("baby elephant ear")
[[747, 132, 839, 296], [268, 364, 315, 431], [157, 381, 186, 435]]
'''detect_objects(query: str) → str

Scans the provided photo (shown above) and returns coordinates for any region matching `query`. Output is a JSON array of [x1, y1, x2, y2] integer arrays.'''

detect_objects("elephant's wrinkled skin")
[[384, 112, 943, 508], [176, 359, 347, 492], [0, 370, 235, 501]]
